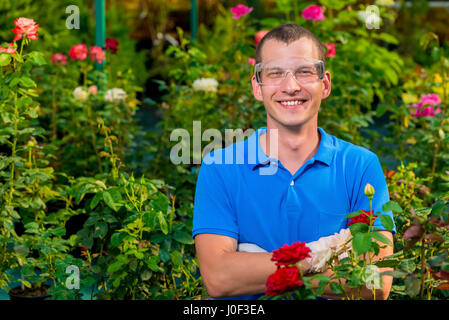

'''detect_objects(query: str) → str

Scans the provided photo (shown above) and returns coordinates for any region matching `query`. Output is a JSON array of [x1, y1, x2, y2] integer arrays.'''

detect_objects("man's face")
[[251, 37, 331, 130]]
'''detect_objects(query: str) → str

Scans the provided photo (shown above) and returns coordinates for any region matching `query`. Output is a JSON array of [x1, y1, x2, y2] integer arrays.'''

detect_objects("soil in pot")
[[8, 284, 51, 300]]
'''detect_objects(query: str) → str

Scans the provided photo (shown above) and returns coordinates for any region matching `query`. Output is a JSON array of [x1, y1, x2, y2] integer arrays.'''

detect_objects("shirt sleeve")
[[350, 153, 397, 234], [192, 154, 239, 240]]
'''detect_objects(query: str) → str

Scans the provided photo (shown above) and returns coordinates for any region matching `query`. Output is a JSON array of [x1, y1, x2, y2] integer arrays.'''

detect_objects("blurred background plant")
[[1, 0, 449, 300]]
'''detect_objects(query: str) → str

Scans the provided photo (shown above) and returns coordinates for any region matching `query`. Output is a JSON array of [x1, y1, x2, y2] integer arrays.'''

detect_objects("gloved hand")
[[305, 228, 352, 273], [237, 228, 353, 273]]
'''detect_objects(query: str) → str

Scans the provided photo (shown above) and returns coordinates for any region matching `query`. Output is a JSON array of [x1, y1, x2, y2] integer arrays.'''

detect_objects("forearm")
[[203, 251, 277, 298]]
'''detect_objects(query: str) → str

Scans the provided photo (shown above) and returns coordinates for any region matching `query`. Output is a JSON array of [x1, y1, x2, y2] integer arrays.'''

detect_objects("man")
[[192, 24, 395, 300]]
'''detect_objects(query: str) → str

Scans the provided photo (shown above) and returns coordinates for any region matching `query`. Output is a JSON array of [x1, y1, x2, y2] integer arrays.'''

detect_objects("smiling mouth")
[[277, 99, 308, 108]]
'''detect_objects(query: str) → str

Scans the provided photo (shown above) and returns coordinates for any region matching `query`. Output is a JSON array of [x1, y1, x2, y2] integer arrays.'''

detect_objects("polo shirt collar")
[[250, 126, 335, 169]]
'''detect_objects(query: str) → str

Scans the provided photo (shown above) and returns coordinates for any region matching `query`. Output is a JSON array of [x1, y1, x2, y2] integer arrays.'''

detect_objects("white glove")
[[237, 228, 353, 273], [237, 242, 267, 253], [306, 228, 353, 273]]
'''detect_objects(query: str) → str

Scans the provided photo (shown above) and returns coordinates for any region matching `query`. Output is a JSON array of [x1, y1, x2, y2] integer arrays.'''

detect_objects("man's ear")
[[251, 75, 263, 101], [321, 71, 331, 100]]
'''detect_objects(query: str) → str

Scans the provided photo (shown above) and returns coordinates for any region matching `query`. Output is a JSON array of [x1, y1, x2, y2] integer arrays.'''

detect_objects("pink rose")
[[323, 42, 336, 58], [230, 4, 253, 20], [0, 43, 16, 55], [254, 30, 270, 45], [69, 44, 87, 61], [302, 5, 325, 21], [408, 93, 442, 118], [89, 46, 106, 64], [248, 58, 255, 65], [88, 85, 98, 95], [420, 106, 441, 117], [12, 17, 39, 42], [420, 93, 441, 106], [51, 53, 68, 65]]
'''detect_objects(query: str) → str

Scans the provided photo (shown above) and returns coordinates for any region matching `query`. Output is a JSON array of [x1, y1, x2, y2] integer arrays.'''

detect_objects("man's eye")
[[267, 71, 284, 77], [296, 69, 314, 75]]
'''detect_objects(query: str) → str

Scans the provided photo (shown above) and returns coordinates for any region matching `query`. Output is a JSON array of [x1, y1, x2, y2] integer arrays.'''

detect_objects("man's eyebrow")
[[264, 66, 284, 70]]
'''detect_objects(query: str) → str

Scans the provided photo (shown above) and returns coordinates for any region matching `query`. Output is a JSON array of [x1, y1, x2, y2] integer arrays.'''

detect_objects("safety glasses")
[[254, 57, 325, 86]]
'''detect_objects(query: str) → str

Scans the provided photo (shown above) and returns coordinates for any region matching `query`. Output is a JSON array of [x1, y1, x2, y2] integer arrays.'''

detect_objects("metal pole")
[[95, 0, 106, 87], [190, 0, 198, 41]]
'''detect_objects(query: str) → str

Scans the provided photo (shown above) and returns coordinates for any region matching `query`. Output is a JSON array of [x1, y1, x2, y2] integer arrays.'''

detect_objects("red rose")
[[69, 44, 87, 61], [347, 209, 378, 227], [104, 38, 119, 54], [254, 30, 270, 45], [271, 241, 311, 266], [12, 17, 39, 42], [266, 266, 303, 296], [322, 42, 336, 58]]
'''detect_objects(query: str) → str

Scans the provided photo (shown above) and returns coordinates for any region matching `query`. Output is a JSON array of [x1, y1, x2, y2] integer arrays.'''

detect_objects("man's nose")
[[279, 71, 301, 93]]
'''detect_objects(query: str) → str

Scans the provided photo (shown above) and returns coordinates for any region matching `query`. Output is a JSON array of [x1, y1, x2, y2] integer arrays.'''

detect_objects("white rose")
[[192, 78, 218, 93], [365, 264, 382, 290], [73, 87, 89, 101], [105, 88, 127, 103]]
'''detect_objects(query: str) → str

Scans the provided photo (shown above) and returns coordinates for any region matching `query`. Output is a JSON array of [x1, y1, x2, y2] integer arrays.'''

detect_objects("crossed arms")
[[195, 231, 394, 299]]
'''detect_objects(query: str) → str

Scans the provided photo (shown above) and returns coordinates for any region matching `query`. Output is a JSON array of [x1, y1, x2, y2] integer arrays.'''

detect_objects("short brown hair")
[[255, 24, 326, 65]]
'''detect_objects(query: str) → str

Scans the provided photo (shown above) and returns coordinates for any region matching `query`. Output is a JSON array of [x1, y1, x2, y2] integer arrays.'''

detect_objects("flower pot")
[[8, 284, 51, 300]]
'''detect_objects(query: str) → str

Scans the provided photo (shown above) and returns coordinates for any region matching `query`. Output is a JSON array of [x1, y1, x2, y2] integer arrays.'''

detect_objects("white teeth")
[[279, 100, 305, 106]]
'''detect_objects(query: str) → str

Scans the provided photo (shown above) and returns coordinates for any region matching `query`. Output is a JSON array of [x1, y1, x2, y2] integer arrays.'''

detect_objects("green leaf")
[[382, 201, 402, 213], [152, 194, 170, 212], [370, 232, 392, 245], [404, 274, 420, 297], [157, 211, 168, 235], [159, 248, 170, 262], [107, 261, 124, 273], [374, 259, 401, 268], [379, 215, 394, 232], [173, 231, 194, 245], [19, 76, 36, 88], [27, 51, 47, 66], [0, 53, 11, 66], [329, 282, 345, 295], [141, 270, 152, 281], [24, 222, 39, 234], [170, 250, 183, 267], [384, 68, 398, 86], [146, 256, 160, 272], [90, 192, 102, 209], [110, 232, 125, 247], [431, 200, 447, 216], [352, 233, 372, 255], [349, 222, 369, 236], [378, 33, 399, 45], [51, 226, 66, 237], [103, 191, 118, 212], [345, 210, 363, 219], [93, 221, 108, 239]]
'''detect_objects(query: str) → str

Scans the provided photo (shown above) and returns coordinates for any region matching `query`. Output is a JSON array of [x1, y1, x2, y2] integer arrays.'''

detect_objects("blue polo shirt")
[[192, 126, 395, 299]]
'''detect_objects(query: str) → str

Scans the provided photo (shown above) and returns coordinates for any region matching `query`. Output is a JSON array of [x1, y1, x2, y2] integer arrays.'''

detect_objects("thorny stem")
[[9, 93, 19, 202], [419, 237, 427, 299]]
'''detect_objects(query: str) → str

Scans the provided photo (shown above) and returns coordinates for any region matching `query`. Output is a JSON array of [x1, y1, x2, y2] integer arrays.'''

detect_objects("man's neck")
[[259, 123, 321, 175]]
